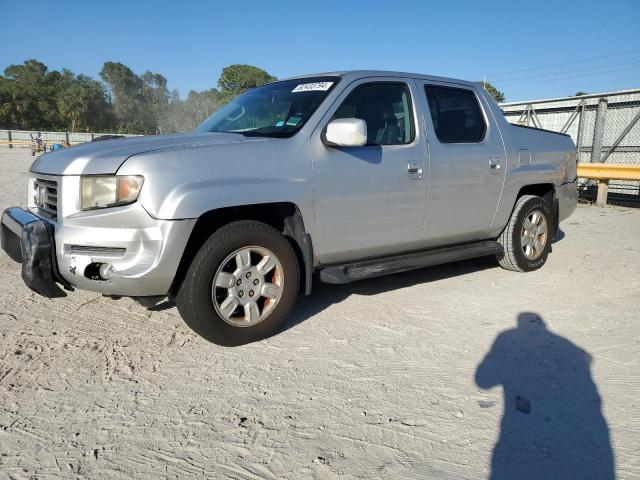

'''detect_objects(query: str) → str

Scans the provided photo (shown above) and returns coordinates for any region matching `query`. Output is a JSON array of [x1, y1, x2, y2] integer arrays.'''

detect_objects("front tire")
[[175, 220, 300, 346], [496, 195, 552, 272]]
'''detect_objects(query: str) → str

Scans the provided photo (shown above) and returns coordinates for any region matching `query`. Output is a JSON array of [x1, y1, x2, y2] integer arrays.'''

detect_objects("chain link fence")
[[500, 89, 640, 202], [0, 130, 140, 147]]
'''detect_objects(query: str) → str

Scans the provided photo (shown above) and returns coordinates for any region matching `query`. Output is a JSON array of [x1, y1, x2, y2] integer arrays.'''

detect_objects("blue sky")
[[1, 0, 639, 102]]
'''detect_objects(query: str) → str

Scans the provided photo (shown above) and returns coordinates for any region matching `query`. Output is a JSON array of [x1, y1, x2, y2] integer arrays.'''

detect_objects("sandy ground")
[[0, 149, 639, 479]]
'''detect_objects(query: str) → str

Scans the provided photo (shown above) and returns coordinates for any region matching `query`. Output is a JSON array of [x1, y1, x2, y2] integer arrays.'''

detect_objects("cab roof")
[[282, 70, 480, 88]]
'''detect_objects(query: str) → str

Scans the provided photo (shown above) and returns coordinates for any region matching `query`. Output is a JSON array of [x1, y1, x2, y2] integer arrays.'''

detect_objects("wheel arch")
[[516, 183, 559, 239], [170, 202, 313, 297], [517, 183, 555, 206]]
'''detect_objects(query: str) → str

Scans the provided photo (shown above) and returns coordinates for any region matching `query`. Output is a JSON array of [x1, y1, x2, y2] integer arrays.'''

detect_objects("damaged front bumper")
[[1, 204, 196, 298], [1, 207, 71, 297]]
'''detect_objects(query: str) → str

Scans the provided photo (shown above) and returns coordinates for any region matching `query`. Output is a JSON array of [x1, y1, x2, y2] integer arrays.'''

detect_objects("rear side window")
[[424, 85, 486, 143], [332, 83, 414, 146]]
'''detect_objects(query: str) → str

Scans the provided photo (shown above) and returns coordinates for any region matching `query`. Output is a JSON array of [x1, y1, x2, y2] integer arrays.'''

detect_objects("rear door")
[[310, 78, 428, 264], [416, 82, 506, 246]]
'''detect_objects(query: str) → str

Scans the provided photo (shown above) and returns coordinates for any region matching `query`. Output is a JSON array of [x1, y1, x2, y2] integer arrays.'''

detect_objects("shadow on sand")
[[476, 312, 614, 479], [280, 255, 498, 333], [281, 228, 566, 332], [154, 228, 568, 326]]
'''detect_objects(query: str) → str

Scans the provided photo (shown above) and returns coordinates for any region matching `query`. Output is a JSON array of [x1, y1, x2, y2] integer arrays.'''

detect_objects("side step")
[[319, 240, 503, 284]]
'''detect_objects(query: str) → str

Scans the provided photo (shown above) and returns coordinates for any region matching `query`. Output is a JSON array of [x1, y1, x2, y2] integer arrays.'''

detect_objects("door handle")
[[408, 162, 423, 179], [489, 158, 501, 171]]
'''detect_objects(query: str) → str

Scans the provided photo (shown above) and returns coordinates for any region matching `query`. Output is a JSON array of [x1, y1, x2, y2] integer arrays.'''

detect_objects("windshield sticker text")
[[292, 82, 334, 93]]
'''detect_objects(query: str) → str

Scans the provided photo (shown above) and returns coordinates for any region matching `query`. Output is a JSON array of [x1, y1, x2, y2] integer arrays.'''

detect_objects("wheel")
[[175, 220, 300, 346], [496, 195, 552, 272]]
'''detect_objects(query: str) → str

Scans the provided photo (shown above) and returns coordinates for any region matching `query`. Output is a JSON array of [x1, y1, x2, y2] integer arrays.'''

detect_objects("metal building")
[[500, 89, 640, 199]]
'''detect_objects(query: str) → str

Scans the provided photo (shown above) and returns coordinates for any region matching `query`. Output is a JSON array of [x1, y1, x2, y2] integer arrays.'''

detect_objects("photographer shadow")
[[476, 312, 614, 479]]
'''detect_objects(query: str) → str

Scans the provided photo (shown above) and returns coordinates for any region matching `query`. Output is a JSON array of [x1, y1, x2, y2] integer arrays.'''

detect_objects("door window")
[[424, 85, 486, 143], [332, 83, 414, 145]]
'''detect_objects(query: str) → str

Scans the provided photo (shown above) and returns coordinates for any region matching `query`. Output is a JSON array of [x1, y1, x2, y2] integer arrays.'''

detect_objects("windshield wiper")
[[222, 128, 294, 138]]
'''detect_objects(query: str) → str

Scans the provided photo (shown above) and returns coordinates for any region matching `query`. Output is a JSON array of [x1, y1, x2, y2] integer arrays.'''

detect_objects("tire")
[[496, 195, 553, 272], [175, 220, 300, 346]]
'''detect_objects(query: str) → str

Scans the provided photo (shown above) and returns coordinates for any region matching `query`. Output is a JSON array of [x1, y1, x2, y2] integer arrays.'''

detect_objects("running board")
[[319, 240, 503, 284]]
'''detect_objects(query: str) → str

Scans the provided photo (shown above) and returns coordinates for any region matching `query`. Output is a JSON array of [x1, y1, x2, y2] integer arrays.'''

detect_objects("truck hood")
[[30, 132, 267, 175]]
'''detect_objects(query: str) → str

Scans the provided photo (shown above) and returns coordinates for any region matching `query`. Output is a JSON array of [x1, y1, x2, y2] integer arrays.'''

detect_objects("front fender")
[[116, 137, 315, 230], [147, 175, 310, 219]]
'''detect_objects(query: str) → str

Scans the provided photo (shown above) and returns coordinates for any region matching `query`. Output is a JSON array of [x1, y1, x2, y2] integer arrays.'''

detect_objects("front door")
[[417, 82, 506, 246], [310, 79, 428, 264]]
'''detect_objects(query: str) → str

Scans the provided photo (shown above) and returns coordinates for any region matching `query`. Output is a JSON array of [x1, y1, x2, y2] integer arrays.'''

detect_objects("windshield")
[[196, 76, 339, 137]]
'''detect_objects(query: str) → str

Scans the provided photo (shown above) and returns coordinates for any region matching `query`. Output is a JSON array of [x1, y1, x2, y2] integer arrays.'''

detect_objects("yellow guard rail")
[[577, 163, 640, 205]]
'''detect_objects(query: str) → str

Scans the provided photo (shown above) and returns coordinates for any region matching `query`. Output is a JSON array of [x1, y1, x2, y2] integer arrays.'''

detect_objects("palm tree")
[[58, 84, 86, 132]]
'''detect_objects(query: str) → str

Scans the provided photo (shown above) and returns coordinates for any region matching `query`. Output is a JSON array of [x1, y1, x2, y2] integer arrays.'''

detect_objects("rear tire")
[[175, 220, 300, 346], [496, 195, 552, 272]]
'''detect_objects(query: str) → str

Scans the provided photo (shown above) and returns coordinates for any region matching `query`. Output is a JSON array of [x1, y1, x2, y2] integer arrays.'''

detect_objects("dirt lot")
[[0, 149, 639, 479]]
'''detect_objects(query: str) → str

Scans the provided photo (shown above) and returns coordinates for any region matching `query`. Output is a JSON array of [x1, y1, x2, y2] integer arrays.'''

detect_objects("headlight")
[[80, 175, 144, 210]]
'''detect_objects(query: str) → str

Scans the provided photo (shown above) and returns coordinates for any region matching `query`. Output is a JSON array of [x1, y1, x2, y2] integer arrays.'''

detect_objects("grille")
[[34, 178, 58, 219], [64, 245, 126, 258]]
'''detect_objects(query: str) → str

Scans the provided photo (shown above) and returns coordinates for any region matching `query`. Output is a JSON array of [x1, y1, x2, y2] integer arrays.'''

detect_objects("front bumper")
[[1, 207, 69, 297], [1, 205, 196, 298]]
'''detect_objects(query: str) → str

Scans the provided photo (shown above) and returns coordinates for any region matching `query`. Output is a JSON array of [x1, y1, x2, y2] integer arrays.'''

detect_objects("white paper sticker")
[[292, 82, 334, 93]]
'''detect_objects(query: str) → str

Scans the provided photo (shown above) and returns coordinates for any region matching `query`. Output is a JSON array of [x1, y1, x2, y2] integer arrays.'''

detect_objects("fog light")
[[98, 263, 116, 280]]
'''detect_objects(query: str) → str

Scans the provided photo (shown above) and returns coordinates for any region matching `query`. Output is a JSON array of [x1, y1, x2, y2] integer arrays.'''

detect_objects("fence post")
[[590, 98, 608, 163], [65, 131, 69, 145], [7, 130, 12, 149], [596, 180, 609, 206], [576, 103, 585, 162]]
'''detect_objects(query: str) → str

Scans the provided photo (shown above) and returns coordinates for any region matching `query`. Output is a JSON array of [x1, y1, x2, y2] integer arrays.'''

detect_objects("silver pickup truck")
[[1, 70, 578, 345]]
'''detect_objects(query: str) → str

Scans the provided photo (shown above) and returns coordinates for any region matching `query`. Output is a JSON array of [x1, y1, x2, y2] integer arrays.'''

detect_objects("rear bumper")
[[1, 207, 69, 297], [558, 178, 578, 222]]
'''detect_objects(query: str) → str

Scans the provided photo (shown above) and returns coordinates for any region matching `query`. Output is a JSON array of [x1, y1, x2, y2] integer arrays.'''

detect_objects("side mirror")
[[324, 118, 367, 147]]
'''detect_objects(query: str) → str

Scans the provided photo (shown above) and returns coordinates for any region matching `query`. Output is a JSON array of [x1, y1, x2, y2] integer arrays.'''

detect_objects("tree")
[[481, 81, 505, 103], [100, 61, 146, 132], [57, 84, 85, 132], [575, 91, 588, 97], [77, 74, 113, 132], [160, 88, 223, 132], [0, 60, 61, 130], [0, 60, 277, 133], [100, 62, 171, 133], [55, 69, 112, 132], [0, 60, 114, 131], [217, 64, 276, 97], [141, 71, 169, 132]]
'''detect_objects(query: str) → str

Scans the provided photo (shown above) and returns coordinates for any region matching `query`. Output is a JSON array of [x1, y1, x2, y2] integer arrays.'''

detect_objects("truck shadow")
[[279, 255, 498, 333], [475, 312, 614, 479], [282, 229, 566, 333], [147, 256, 495, 319]]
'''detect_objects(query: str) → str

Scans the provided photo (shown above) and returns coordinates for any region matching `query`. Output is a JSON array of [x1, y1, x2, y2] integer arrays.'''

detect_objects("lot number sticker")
[[292, 82, 334, 93]]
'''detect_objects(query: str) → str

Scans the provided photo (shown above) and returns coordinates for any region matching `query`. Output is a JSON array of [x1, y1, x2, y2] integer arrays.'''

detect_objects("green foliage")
[[160, 89, 225, 133], [218, 64, 277, 97], [0, 60, 63, 130], [57, 70, 112, 132], [99, 62, 170, 134], [160, 64, 276, 133], [0, 60, 113, 132], [0, 60, 276, 133], [574, 91, 588, 97], [481, 81, 506, 103]]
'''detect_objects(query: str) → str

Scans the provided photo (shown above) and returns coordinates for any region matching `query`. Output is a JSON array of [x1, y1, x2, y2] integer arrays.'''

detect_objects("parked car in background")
[[1, 71, 578, 345]]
